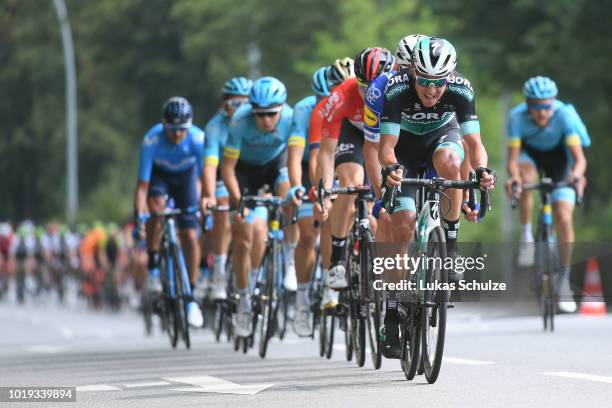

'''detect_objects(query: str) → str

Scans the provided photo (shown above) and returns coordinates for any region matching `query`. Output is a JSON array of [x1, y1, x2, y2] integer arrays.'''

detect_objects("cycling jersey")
[[364, 70, 396, 142], [138, 124, 205, 182], [321, 78, 364, 140], [380, 70, 480, 137], [203, 109, 229, 168], [224, 103, 294, 165], [289, 96, 317, 163], [507, 100, 582, 151]]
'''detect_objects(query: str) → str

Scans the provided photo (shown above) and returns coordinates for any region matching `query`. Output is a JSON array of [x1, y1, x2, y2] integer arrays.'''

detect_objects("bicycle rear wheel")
[[348, 236, 366, 367], [421, 226, 448, 384]]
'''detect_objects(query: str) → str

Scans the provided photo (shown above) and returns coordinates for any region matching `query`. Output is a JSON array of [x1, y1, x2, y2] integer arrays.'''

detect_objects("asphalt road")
[[0, 296, 611, 408]]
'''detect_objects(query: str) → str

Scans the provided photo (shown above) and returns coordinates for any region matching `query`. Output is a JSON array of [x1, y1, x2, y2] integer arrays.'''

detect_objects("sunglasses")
[[253, 110, 280, 118], [415, 74, 448, 88], [528, 102, 552, 111], [225, 99, 246, 108]]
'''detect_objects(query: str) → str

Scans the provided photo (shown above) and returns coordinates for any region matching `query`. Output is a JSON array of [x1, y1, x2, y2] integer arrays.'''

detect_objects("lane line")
[[123, 381, 170, 388], [76, 384, 121, 392], [442, 357, 494, 365], [542, 371, 612, 384]]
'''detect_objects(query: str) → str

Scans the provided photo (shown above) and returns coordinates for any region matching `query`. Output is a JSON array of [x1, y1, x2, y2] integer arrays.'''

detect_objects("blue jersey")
[[507, 100, 582, 151], [224, 103, 294, 165], [203, 109, 229, 167], [364, 70, 396, 142], [138, 123, 205, 182], [288, 96, 317, 163]]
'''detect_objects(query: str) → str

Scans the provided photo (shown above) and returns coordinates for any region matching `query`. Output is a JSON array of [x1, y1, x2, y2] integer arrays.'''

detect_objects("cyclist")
[[287, 66, 335, 336], [314, 47, 396, 291], [12, 221, 37, 303], [0, 222, 14, 299], [134, 96, 205, 327], [505, 76, 587, 313], [308, 57, 355, 311], [202, 77, 253, 301], [221, 76, 295, 337], [379, 36, 495, 357]]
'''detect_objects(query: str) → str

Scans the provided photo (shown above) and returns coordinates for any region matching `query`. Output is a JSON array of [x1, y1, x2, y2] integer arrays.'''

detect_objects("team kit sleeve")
[[321, 89, 345, 140], [137, 133, 156, 182], [204, 121, 221, 167], [379, 83, 405, 137], [363, 77, 386, 143], [288, 105, 308, 149], [507, 113, 522, 148], [559, 110, 582, 147], [308, 100, 325, 150], [224, 119, 241, 160]]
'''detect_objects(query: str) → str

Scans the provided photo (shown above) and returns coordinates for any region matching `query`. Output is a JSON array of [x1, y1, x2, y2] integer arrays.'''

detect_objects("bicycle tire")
[[172, 245, 190, 349], [213, 301, 224, 342], [258, 245, 277, 358], [348, 235, 366, 367], [400, 312, 421, 380], [362, 231, 382, 369], [160, 254, 179, 348], [421, 226, 448, 384]]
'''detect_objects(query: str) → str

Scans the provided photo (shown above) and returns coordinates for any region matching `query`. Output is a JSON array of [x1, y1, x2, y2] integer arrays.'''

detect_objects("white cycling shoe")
[[321, 287, 339, 310], [210, 273, 227, 301], [284, 263, 298, 291], [557, 279, 577, 313], [233, 311, 252, 337], [293, 306, 312, 337], [187, 301, 204, 328], [517, 243, 535, 268], [328, 263, 348, 290]]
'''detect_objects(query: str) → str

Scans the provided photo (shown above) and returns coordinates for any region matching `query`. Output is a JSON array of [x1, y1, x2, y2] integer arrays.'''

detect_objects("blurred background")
[[1, 0, 611, 240]]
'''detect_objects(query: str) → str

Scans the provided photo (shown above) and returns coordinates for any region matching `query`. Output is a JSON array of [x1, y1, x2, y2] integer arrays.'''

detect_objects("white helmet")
[[412, 36, 457, 78], [396, 34, 427, 68]]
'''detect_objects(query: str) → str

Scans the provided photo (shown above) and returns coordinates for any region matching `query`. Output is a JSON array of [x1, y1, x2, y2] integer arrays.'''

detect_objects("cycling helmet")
[[396, 34, 427, 68], [311, 66, 332, 97], [329, 57, 355, 85], [223, 77, 253, 96], [162, 96, 193, 129], [412, 36, 457, 78], [354, 47, 396, 83], [249, 76, 287, 108], [522, 76, 558, 99]]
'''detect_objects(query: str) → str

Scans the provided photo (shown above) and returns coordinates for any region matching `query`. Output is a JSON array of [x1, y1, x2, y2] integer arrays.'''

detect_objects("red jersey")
[[320, 77, 364, 140]]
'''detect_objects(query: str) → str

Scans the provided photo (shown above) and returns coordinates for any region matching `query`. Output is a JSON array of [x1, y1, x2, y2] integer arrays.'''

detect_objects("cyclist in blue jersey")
[[134, 96, 205, 327], [201, 77, 252, 300], [221, 77, 296, 337], [287, 66, 336, 336], [505, 76, 587, 313]]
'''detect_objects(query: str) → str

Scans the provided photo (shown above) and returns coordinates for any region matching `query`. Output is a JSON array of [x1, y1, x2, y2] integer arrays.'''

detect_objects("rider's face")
[[223, 96, 248, 118], [253, 108, 281, 132], [412, 68, 447, 108], [165, 128, 188, 144], [528, 98, 554, 128]]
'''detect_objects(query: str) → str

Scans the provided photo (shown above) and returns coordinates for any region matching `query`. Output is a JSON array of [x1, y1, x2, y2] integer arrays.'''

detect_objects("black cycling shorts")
[[334, 120, 364, 168], [236, 150, 289, 196]]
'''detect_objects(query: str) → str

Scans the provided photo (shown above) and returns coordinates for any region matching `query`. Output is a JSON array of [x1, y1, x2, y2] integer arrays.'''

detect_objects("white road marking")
[[443, 357, 494, 365], [542, 371, 612, 384], [165, 375, 274, 395], [23, 345, 66, 353], [123, 381, 171, 388], [76, 384, 121, 392]]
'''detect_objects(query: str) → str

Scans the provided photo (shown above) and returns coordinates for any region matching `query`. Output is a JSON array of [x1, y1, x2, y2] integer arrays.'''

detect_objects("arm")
[[288, 145, 305, 187], [221, 156, 240, 209], [308, 146, 319, 186], [364, 140, 382, 197], [463, 133, 488, 169]]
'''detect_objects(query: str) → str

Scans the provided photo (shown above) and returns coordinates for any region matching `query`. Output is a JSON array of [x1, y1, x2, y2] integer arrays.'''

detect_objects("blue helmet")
[[523, 76, 558, 99], [249, 76, 287, 108], [162, 96, 193, 129], [311, 66, 332, 97], [223, 77, 253, 96]]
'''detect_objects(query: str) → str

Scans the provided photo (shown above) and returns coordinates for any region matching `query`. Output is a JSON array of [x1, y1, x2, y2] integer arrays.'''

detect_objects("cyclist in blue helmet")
[[287, 66, 341, 336], [506, 76, 587, 313], [134, 96, 205, 328], [221, 76, 297, 337], [200, 77, 253, 301]]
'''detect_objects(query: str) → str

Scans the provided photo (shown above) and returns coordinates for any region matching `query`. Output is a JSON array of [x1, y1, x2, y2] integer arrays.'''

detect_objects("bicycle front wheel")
[[362, 231, 382, 369], [172, 246, 190, 349], [258, 245, 277, 358], [421, 226, 448, 384]]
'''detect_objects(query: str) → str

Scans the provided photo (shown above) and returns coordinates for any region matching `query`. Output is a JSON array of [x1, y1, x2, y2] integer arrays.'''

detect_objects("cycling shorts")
[[334, 120, 364, 168], [519, 143, 575, 204], [148, 165, 199, 229], [235, 150, 289, 196]]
